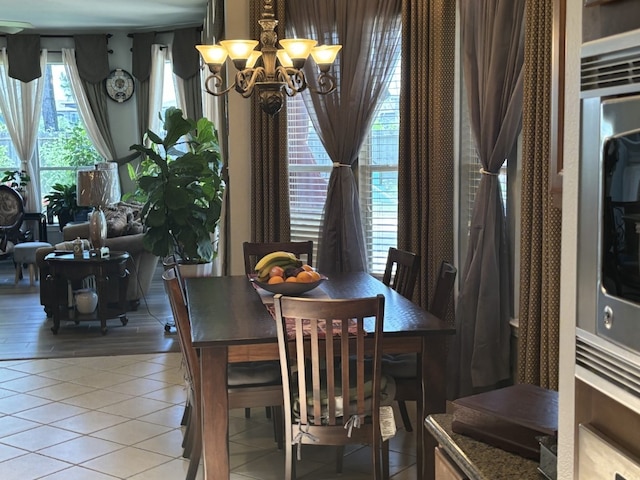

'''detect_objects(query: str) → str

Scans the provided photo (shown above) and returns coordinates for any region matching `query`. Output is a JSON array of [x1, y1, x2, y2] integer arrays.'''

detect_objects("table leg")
[[48, 274, 60, 334], [96, 274, 108, 334], [200, 346, 229, 479], [421, 336, 447, 480]]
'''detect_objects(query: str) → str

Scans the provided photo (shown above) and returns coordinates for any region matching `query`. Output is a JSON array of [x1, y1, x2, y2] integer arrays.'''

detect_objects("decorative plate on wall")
[[105, 69, 134, 103]]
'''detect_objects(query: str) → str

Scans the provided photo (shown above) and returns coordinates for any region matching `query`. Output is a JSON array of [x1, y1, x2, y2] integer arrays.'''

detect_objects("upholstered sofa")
[[35, 202, 158, 316]]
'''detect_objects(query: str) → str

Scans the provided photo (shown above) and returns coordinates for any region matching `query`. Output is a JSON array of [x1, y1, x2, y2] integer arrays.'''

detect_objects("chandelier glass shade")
[[196, 0, 341, 116]]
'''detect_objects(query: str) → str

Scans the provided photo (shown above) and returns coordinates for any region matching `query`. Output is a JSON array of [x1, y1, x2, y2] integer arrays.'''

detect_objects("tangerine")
[[285, 276, 298, 283], [309, 271, 321, 281], [268, 276, 284, 284], [296, 271, 314, 283], [301, 264, 313, 272]]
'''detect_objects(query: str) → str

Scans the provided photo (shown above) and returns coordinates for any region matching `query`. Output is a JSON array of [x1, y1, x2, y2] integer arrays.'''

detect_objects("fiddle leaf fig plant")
[[129, 107, 224, 264]]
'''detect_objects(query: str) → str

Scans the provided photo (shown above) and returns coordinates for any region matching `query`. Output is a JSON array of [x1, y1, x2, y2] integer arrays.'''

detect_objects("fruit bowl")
[[250, 274, 327, 296]]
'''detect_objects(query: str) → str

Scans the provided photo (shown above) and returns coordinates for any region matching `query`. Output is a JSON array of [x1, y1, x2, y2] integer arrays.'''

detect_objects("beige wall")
[[558, 0, 581, 478], [224, 0, 252, 276]]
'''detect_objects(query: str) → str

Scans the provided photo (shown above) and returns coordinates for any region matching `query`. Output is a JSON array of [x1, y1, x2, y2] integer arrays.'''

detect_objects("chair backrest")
[[429, 261, 457, 320], [273, 293, 385, 439], [382, 247, 419, 300], [163, 267, 200, 395], [243, 240, 313, 274]]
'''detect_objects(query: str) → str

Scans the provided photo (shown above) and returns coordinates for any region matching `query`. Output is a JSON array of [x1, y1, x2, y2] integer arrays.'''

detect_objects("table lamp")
[[76, 162, 121, 258]]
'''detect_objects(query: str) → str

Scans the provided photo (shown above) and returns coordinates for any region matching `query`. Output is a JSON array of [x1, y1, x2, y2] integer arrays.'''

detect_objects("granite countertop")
[[425, 413, 541, 480]]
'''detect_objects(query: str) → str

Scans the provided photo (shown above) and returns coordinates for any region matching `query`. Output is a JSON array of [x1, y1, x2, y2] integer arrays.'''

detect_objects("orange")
[[285, 276, 298, 283], [296, 271, 314, 283], [309, 271, 321, 281], [268, 276, 284, 284], [301, 264, 313, 272]]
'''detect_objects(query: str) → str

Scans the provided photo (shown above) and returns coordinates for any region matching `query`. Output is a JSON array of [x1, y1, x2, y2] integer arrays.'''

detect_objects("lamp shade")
[[77, 162, 121, 208]]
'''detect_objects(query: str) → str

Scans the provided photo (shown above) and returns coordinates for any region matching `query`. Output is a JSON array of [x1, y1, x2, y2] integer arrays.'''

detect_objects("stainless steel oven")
[[577, 28, 640, 411]]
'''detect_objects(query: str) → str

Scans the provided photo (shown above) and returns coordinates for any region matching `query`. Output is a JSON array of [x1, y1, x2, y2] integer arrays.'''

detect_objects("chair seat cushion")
[[228, 361, 281, 386], [293, 368, 396, 423], [381, 353, 417, 378]]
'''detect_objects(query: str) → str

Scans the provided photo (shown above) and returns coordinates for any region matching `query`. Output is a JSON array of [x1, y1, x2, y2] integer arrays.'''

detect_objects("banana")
[[257, 257, 302, 281], [254, 251, 298, 271]]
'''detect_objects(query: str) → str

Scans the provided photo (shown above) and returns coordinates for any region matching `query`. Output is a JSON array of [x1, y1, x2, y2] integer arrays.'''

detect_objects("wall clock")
[[105, 69, 134, 103]]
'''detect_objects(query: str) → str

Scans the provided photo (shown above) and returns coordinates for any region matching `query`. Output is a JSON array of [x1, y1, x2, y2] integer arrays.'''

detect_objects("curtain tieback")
[[332, 162, 351, 168], [479, 168, 499, 176]]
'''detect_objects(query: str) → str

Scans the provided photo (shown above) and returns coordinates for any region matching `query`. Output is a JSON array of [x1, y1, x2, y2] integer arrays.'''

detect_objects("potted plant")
[[44, 182, 90, 230], [2, 169, 30, 206], [129, 107, 224, 272]]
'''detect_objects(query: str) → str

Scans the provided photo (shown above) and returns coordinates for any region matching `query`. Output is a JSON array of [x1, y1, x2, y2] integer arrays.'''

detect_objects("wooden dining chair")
[[273, 293, 394, 480], [163, 267, 285, 480], [384, 260, 457, 432], [382, 247, 419, 300], [381, 247, 419, 430], [243, 240, 314, 274]]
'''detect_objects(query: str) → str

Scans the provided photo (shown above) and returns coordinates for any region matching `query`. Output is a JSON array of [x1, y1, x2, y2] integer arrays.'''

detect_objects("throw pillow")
[[103, 201, 144, 237]]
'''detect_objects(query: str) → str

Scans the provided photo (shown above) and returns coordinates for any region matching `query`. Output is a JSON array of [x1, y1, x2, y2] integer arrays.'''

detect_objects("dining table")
[[185, 271, 455, 480]]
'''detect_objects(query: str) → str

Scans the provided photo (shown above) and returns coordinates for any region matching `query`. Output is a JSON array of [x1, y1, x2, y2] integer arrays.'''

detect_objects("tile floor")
[[0, 352, 418, 479]]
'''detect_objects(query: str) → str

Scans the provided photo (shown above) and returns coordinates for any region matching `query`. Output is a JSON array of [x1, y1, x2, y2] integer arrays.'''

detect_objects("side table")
[[44, 251, 130, 334]]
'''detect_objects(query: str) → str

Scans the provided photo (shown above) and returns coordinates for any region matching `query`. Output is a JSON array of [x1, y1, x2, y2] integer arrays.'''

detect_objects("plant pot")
[[178, 262, 213, 278]]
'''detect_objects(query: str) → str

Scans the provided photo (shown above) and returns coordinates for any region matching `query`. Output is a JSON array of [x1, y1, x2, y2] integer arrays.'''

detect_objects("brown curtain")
[[450, 0, 526, 399], [73, 35, 117, 161], [287, 0, 402, 274], [6, 34, 41, 82], [249, 0, 291, 243], [398, 0, 456, 312], [132, 32, 155, 148], [172, 27, 204, 121], [518, 0, 561, 390]]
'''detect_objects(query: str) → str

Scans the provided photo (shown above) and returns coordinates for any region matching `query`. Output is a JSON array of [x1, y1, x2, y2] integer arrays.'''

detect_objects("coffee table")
[[44, 251, 130, 334]]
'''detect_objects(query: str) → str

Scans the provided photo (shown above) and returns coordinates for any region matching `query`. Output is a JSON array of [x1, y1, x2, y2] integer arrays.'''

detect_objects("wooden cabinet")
[[435, 447, 468, 480]]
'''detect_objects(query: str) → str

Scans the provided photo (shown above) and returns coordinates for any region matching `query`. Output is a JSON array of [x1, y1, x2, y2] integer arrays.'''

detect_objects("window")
[[38, 64, 102, 209], [287, 59, 402, 275], [0, 61, 101, 213]]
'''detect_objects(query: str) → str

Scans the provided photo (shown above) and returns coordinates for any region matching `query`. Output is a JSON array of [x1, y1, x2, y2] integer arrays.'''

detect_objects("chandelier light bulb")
[[279, 39, 317, 68], [276, 50, 293, 68], [196, 45, 228, 69], [311, 45, 343, 71], [219, 40, 259, 60]]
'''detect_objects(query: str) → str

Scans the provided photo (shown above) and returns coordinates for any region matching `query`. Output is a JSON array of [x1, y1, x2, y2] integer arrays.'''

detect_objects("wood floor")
[[0, 258, 179, 360]]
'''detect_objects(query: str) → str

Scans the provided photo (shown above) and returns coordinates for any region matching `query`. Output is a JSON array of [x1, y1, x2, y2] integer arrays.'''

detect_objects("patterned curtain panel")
[[518, 0, 561, 390], [398, 0, 456, 311], [72, 35, 117, 161], [250, 0, 291, 243]]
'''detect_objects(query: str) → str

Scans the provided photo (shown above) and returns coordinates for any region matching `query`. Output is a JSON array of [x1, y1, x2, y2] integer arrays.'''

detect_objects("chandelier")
[[196, 0, 341, 116]]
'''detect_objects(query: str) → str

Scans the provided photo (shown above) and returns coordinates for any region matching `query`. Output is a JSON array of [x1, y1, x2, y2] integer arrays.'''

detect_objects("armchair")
[[36, 222, 159, 316]]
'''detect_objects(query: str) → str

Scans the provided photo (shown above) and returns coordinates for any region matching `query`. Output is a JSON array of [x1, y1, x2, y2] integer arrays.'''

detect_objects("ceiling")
[[0, 0, 209, 34]]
